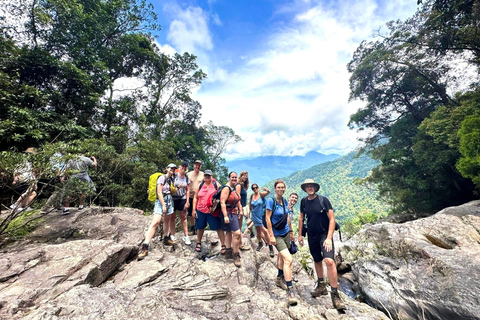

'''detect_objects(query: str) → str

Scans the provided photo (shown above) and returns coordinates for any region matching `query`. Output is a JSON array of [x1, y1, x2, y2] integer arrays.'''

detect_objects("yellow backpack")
[[148, 172, 163, 202]]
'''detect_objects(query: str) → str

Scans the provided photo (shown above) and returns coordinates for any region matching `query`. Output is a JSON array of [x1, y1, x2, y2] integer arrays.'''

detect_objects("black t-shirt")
[[301, 195, 333, 236]]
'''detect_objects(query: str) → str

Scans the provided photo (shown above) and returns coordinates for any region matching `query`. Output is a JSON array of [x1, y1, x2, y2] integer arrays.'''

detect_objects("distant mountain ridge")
[[225, 151, 341, 186]]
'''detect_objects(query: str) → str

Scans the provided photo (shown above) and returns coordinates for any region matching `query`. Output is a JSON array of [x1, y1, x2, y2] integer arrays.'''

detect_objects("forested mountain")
[[263, 152, 389, 222], [226, 151, 340, 187]]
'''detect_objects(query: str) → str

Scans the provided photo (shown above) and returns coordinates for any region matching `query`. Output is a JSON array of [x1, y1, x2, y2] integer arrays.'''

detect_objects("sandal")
[[220, 245, 227, 255], [195, 242, 202, 252]]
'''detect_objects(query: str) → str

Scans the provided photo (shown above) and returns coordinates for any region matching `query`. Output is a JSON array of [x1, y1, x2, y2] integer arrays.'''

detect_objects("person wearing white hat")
[[298, 179, 345, 310]]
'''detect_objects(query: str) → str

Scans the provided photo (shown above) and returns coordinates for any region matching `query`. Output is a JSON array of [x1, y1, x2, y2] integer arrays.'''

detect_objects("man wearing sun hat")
[[298, 179, 345, 311]]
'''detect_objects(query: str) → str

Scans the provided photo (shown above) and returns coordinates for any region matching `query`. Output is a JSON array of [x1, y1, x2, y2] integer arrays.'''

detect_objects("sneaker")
[[269, 246, 275, 258], [62, 208, 70, 215], [137, 243, 148, 260], [170, 234, 176, 241], [10, 204, 18, 210], [183, 236, 191, 245], [224, 248, 233, 259], [331, 290, 346, 310], [287, 288, 298, 306], [275, 276, 288, 290], [233, 252, 241, 268], [78, 205, 84, 210], [256, 241, 264, 252], [163, 236, 174, 246], [311, 279, 328, 297]]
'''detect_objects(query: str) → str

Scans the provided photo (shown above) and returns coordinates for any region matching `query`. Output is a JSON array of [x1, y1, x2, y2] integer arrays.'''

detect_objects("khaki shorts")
[[275, 233, 291, 252]]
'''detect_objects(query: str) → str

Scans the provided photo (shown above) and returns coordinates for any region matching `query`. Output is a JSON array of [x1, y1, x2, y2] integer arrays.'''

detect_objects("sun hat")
[[300, 179, 320, 192], [204, 169, 213, 175], [167, 163, 177, 169]]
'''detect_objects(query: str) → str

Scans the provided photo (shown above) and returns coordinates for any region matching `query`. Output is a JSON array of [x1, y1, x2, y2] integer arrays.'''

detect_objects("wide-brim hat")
[[301, 179, 320, 192]]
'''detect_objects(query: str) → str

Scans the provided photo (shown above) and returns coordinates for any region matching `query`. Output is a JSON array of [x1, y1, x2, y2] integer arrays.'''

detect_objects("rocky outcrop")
[[342, 200, 480, 320], [0, 207, 388, 320]]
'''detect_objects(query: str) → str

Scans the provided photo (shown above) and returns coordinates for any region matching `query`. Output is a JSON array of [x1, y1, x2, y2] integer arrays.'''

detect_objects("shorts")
[[308, 233, 335, 262], [222, 211, 240, 232], [187, 197, 194, 216], [195, 209, 222, 230], [275, 233, 291, 252], [173, 198, 187, 211], [153, 195, 174, 216], [15, 182, 30, 195], [242, 205, 250, 219]]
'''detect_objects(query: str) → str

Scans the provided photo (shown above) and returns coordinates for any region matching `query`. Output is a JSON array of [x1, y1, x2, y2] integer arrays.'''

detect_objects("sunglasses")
[[252, 187, 258, 190]]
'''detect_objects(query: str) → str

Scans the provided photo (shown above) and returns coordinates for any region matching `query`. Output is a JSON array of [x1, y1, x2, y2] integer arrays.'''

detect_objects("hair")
[[289, 192, 298, 198], [251, 183, 259, 191], [228, 171, 237, 178], [239, 171, 249, 189], [274, 179, 286, 189]]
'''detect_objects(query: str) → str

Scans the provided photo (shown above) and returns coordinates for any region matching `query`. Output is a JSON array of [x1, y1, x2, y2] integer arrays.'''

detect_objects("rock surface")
[[0, 207, 388, 320], [342, 200, 480, 320]]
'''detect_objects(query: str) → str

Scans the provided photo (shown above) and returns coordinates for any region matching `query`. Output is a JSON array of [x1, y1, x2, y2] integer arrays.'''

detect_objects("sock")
[[318, 278, 324, 282], [258, 241, 262, 244], [331, 286, 338, 292], [143, 242, 149, 246], [268, 244, 273, 249], [277, 269, 284, 277], [286, 281, 293, 287]]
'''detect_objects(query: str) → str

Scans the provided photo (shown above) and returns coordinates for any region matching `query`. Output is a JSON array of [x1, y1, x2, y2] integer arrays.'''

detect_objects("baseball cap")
[[181, 160, 188, 167], [167, 163, 177, 169], [194, 160, 202, 164], [204, 169, 213, 175]]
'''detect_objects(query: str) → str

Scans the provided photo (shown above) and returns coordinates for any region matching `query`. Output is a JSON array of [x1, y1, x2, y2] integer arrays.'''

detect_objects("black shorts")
[[187, 197, 194, 216], [15, 182, 30, 194], [308, 233, 335, 262], [173, 198, 187, 212]]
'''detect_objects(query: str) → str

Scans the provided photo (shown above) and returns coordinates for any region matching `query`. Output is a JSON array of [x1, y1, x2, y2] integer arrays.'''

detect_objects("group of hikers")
[[138, 160, 346, 310]]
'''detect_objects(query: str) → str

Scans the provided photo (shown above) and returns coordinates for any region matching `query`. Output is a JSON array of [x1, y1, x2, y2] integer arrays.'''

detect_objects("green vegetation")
[[348, 0, 480, 215]]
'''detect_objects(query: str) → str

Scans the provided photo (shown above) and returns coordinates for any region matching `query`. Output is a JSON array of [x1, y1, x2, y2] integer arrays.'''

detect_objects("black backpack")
[[209, 184, 233, 217], [262, 196, 289, 230], [300, 196, 341, 241]]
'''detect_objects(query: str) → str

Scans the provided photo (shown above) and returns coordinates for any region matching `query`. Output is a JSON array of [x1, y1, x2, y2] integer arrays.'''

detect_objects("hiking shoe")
[[224, 248, 233, 259], [256, 241, 264, 251], [62, 208, 70, 215], [164, 236, 174, 246], [250, 232, 255, 238], [78, 205, 85, 210], [287, 288, 298, 306], [137, 244, 148, 260], [331, 290, 346, 310], [183, 236, 191, 245], [239, 244, 251, 251], [233, 252, 241, 268], [311, 279, 328, 297], [170, 234, 176, 241], [269, 246, 275, 257], [275, 276, 288, 290]]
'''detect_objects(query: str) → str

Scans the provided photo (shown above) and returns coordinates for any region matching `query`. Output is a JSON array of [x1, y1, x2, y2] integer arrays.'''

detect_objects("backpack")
[[262, 196, 289, 230], [148, 173, 163, 202], [300, 196, 341, 241], [207, 184, 232, 217]]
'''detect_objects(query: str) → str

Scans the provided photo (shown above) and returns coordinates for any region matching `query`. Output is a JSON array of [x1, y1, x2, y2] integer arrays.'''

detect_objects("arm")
[[324, 209, 336, 252], [260, 188, 270, 197], [90, 156, 97, 168], [265, 208, 276, 245], [192, 187, 199, 219], [298, 211, 305, 246], [249, 194, 253, 212], [220, 187, 230, 224], [185, 183, 190, 209], [156, 181, 166, 214], [288, 215, 295, 241]]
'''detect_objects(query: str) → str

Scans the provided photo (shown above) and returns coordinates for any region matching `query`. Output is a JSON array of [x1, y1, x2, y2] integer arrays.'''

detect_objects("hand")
[[184, 202, 189, 209], [192, 210, 197, 219], [162, 206, 166, 214], [323, 238, 333, 252], [270, 236, 276, 246], [224, 216, 230, 224], [299, 235, 304, 247], [290, 233, 295, 241]]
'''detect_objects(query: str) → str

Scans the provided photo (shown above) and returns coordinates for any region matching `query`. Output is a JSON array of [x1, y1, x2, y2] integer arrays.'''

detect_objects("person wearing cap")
[[171, 160, 191, 245], [298, 179, 345, 310], [187, 160, 204, 235], [138, 163, 176, 260], [192, 169, 225, 253]]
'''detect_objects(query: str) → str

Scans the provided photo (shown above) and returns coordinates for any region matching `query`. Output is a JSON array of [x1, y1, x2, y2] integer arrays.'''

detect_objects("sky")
[[149, 0, 419, 160]]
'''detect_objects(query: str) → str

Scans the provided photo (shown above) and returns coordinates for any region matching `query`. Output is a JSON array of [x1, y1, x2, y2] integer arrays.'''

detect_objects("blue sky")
[[148, 0, 418, 160]]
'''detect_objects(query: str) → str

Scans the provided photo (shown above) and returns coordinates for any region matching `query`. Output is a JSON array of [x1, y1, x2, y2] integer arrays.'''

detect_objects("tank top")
[[226, 187, 240, 214]]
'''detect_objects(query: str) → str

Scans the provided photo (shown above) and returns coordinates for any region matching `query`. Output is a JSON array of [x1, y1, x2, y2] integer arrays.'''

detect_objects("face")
[[204, 174, 212, 180], [289, 194, 298, 205], [168, 167, 176, 174], [194, 163, 201, 171], [252, 185, 259, 192], [241, 173, 248, 181], [180, 165, 187, 173], [229, 173, 238, 183], [305, 184, 316, 195], [274, 182, 285, 196]]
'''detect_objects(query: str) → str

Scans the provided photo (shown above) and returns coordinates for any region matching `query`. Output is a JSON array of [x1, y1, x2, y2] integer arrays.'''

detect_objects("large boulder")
[[342, 200, 480, 320], [0, 207, 389, 319]]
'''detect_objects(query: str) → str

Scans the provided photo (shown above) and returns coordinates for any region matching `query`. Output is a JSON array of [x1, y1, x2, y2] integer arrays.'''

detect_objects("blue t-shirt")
[[265, 197, 290, 236]]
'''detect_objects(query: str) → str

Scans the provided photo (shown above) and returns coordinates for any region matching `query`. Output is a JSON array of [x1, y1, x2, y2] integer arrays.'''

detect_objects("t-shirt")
[[157, 174, 173, 195], [196, 181, 217, 213], [14, 161, 34, 183], [265, 197, 290, 236], [187, 170, 204, 199], [172, 174, 190, 199], [301, 195, 333, 236], [67, 156, 94, 173]]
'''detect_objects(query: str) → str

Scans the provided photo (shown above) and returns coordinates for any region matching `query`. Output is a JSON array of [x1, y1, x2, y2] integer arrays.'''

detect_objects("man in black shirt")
[[298, 179, 345, 310]]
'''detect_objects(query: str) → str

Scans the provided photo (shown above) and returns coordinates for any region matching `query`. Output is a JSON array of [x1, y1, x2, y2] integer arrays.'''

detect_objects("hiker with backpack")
[[187, 160, 204, 235], [192, 169, 225, 253], [265, 179, 298, 307], [221, 172, 244, 267], [236, 171, 251, 251], [248, 183, 275, 257], [171, 161, 191, 245], [297, 178, 345, 311], [137, 163, 177, 260]]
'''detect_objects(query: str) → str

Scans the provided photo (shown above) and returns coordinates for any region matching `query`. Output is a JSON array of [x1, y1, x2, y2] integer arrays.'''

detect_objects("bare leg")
[[163, 214, 173, 236], [314, 261, 325, 279], [196, 228, 204, 244], [325, 258, 338, 286], [232, 230, 241, 253], [216, 229, 225, 246], [144, 215, 162, 243], [278, 249, 293, 282], [225, 231, 232, 248], [170, 212, 177, 236], [179, 209, 188, 236], [78, 193, 86, 207], [255, 226, 263, 243]]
